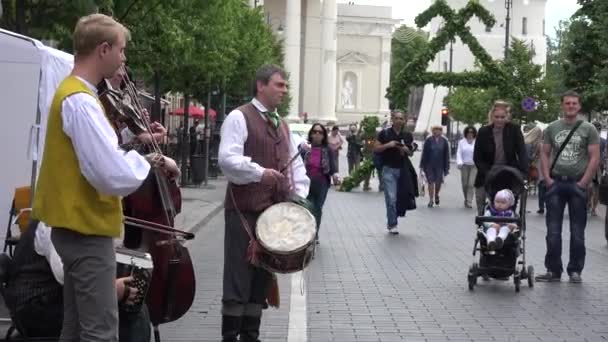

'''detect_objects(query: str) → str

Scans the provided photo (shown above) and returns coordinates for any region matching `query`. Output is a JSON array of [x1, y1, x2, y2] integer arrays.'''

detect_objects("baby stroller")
[[467, 165, 534, 292]]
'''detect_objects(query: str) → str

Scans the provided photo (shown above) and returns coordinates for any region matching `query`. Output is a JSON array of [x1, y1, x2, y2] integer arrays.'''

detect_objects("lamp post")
[[504, 0, 513, 59]]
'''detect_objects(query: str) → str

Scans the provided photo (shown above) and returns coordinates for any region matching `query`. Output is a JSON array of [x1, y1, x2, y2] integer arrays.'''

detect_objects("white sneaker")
[[388, 226, 399, 235]]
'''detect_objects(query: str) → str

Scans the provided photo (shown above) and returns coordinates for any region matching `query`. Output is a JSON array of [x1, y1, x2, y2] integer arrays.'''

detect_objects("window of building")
[[542, 19, 545, 36], [522, 17, 528, 35], [485, 25, 492, 33], [443, 61, 448, 72]]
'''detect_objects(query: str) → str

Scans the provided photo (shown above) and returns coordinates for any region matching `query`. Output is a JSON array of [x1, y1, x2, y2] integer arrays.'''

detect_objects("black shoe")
[[537, 209, 544, 214], [495, 237, 504, 250], [427, 201, 433, 208], [435, 196, 440, 205], [222, 315, 242, 342], [487, 240, 496, 251], [240, 316, 261, 342], [569, 272, 582, 283], [535, 271, 561, 282]]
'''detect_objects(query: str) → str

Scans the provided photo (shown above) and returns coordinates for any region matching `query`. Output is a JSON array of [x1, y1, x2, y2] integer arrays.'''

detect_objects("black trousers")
[[222, 209, 272, 311]]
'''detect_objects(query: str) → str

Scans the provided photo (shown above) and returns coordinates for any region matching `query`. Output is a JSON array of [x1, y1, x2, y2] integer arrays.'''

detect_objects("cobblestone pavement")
[[158, 153, 608, 342], [5, 155, 608, 342]]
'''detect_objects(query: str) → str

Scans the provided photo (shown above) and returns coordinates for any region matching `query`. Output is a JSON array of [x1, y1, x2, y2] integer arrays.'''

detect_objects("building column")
[[318, 0, 337, 123], [285, 0, 301, 121], [379, 36, 391, 114]]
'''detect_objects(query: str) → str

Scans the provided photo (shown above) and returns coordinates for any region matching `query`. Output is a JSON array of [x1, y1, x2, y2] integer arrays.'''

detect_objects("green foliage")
[[560, 1, 608, 113], [339, 159, 374, 192], [394, 0, 503, 91], [447, 87, 495, 125], [387, 25, 428, 110], [0, 0, 286, 109], [446, 39, 559, 125], [339, 115, 380, 192]]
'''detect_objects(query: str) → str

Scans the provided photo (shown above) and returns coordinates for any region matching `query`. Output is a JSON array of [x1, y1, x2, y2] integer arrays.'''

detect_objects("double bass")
[[99, 67, 196, 342]]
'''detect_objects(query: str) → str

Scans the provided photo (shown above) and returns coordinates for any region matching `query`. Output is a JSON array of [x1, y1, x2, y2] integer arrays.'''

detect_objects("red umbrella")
[[170, 105, 217, 119]]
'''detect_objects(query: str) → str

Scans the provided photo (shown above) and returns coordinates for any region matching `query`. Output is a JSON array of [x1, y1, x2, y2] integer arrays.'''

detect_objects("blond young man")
[[32, 14, 178, 341]]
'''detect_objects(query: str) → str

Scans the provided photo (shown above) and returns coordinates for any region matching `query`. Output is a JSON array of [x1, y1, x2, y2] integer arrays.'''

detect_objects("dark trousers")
[[118, 304, 151, 342], [538, 180, 547, 211], [544, 180, 588, 276], [222, 210, 271, 341], [307, 177, 330, 236]]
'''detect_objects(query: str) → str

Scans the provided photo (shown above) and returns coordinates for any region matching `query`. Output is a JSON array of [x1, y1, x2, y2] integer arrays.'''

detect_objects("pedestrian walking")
[[456, 126, 477, 209], [373, 111, 416, 234], [346, 124, 363, 174], [536, 91, 600, 283], [303, 123, 339, 244], [328, 126, 344, 179], [420, 126, 450, 208]]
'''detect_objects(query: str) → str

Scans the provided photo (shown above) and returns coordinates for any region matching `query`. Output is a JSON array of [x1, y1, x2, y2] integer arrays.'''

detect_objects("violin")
[[99, 66, 196, 337]]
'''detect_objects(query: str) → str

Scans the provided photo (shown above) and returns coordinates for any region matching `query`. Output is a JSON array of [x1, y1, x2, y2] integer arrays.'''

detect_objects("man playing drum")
[[218, 64, 310, 342]]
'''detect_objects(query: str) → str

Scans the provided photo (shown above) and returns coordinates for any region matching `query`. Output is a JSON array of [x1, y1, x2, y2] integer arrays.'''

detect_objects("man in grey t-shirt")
[[536, 91, 600, 283]]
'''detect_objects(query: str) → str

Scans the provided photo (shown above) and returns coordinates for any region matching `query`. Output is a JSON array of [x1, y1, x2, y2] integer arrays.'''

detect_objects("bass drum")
[[255, 201, 316, 274]]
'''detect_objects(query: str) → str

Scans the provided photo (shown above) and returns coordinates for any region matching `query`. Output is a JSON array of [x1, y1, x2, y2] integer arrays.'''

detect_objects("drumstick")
[[280, 151, 302, 173]]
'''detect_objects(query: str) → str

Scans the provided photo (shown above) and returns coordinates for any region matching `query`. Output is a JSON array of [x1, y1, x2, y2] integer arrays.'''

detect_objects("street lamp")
[[504, 0, 513, 59]]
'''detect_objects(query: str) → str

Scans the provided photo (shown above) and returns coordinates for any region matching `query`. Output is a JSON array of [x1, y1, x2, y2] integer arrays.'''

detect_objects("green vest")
[[32, 76, 123, 237]]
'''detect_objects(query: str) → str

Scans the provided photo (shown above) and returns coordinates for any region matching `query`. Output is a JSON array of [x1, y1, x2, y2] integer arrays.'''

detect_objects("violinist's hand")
[[142, 109, 151, 123], [137, 132, 154, 145], [116, 276, 138, 305], [150, 122, 167, 142], [161, 156, 180, 180]]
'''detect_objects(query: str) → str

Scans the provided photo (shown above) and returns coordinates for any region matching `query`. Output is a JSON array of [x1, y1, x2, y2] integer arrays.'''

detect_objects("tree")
[[386, 25, 428, 111], [446, 87, 495, 124], [561, 0, 608, 114], [0, 0, 113, 46], [446, 39, 558, 124]]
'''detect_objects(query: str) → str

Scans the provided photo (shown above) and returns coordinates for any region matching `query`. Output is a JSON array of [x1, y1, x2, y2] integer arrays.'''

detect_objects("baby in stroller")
[[482, 189, 517, 251], [468, 165, 534, 291]]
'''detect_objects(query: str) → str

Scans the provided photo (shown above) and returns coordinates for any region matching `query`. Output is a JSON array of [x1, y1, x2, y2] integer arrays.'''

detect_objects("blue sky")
[[337, 0, 579, 38]]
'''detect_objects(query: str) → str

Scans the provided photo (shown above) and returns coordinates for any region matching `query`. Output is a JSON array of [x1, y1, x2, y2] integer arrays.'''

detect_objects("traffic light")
[[441, 108, 449, 126]]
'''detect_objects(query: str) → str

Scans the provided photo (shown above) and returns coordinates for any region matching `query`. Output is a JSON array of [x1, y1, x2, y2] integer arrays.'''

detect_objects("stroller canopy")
[[484, 165, 525, 199]]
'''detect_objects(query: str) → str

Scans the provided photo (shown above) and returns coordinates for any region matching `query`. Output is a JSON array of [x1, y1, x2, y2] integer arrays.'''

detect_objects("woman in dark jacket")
[[303, 123, 338, 243], [473, 100, 528, 215], [420, 125, 450, 207]]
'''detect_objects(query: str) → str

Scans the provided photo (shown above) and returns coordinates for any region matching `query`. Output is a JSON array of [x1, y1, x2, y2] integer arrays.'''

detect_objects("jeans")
[[544, 180, 588, 276], [460, 165, 477, 206], [537, 180, 546, 211], [307, 177, 330, 235], [382, 166, 401, 228]]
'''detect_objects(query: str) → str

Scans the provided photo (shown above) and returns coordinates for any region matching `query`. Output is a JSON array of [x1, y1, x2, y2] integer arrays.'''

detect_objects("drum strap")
[[229, 188, 262, 267]]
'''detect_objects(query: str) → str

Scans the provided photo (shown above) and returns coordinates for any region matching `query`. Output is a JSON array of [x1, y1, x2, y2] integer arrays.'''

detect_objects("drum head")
[[256, 202, 316, 254]]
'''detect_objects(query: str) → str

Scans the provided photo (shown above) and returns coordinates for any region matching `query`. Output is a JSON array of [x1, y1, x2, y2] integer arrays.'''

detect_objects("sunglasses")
[[311, 130, 324, 135]]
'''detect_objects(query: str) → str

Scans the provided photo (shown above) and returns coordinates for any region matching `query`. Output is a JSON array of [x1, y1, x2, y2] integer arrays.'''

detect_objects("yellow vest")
[[32, 76, 123, 237]]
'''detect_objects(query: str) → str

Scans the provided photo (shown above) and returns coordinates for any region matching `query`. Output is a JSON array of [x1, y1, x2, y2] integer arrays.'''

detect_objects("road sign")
[[521, 97, 537, 112]]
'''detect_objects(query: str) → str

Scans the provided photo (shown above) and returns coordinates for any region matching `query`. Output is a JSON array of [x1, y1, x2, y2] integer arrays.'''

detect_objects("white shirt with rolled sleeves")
[[456, 138, 475, 166], [61, 77, 150, 196], [218, 98, 310, 198]]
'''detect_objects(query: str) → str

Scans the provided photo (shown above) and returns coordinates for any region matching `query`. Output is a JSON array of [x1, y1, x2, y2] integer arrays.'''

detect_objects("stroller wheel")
[[527, 265, 534, 288], [468, 263, 478, 290], [514, 274, 521, 292]]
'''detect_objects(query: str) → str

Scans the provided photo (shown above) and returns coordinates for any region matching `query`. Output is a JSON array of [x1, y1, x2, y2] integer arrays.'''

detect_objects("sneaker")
[[387, 226, 399, 235], [535, 271, 561, 282], [569, 272, 582, 283], [495, 237, 504, 250]]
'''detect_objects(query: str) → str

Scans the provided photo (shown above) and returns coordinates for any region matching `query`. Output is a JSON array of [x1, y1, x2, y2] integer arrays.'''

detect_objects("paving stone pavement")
[[5, 152, 608, 342], [158, 151, 608, 342]]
